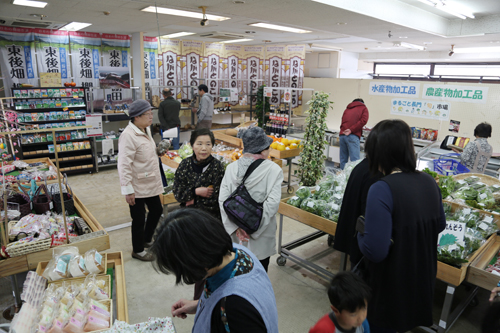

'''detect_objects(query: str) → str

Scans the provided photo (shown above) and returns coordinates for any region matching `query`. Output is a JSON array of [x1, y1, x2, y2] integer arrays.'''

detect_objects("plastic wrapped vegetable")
[[477, 188, 496, 210], [300, 198, 316, 213], [463, 176, 480, 184], [471, 182, 487, 190], [296, 186, 311, 200], [313, 200, 328, 216], [178, 142, 193, 159], [315, 190, 335, 201], [437, 244, 468, 267], [287, 196, 302, 208], [438, 175, 456, 199], [423, 168, 438, 178]]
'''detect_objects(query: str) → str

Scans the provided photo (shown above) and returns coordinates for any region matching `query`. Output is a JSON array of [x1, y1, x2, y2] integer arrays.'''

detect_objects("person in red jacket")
[[340, 98, 369, 169]]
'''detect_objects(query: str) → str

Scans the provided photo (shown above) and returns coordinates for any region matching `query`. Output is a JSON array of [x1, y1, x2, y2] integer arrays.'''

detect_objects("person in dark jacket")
[[357, 119, 446, 333], [158, 88, 181, 149], [339, 98, 369, 169], [333, 158, 382, 267]]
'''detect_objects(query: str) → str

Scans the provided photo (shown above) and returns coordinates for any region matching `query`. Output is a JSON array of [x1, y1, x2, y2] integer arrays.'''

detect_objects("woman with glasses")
[[118, 99, 163, 262]]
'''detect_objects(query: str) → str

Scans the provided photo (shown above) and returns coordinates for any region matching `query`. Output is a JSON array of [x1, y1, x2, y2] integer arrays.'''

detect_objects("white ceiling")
[[1, 0, 500, 62]]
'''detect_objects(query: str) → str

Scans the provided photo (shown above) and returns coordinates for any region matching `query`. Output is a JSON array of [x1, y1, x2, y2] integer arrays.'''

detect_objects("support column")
[[131, 32, 146, 99]]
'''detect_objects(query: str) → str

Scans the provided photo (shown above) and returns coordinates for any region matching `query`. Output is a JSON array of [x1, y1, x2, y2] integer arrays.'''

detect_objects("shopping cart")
[[433, 153, 470, 176]]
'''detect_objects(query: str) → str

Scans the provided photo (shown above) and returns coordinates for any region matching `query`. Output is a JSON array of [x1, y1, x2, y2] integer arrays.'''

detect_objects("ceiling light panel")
[[141, 6, 230, 21], [161, 32, 195, 38], [219, 39, 253, 44], [12, 0, 47, 8], [249, 23, 311, 34], [59, 22, 92, 31]]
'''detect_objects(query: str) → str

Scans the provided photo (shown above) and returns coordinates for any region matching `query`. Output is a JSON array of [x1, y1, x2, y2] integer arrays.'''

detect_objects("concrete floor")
[[0, 167, 489, 332]]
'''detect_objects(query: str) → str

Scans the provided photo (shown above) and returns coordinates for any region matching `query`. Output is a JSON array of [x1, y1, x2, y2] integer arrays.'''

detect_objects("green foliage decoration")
[[295, 91, 333, 187], [254, 85, 270, 128]]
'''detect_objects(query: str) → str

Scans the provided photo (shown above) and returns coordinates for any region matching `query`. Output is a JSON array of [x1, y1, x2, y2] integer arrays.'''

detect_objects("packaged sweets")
[[84, 315, 110, 331], [62, 317, 84, 333], [84, 141, 91, 149], [68, 255, 88, 277], [41, 89, 48, 98], [84, 249, 104, 274]]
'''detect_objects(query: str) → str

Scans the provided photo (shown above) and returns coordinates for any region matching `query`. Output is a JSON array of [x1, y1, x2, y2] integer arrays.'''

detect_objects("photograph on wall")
[[449, 120, 460, 133], [99, 66, 130, 89]]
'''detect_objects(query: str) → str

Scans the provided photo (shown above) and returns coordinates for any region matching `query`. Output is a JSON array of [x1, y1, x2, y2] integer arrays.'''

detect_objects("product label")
[[493, 185, 500, 189], [307, 201, 315, 208], [79, 257, 86, 271], [315, 185, 320, 191], [480, 193, 487, 200], [478, 222, 489, 231], [55, 259, 68, 275], [463, 208, 471, 215], [458, 180, 466, 185], [95, 252, 102, 265], [332, 204, 339, 211], [484, 216, 494, 223], [335, 186, 342, 192]]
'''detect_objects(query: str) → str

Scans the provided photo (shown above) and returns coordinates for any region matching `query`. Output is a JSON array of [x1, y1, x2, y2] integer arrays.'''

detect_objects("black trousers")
[[260, 257, 270, 272], [129, 195, 163, 253]]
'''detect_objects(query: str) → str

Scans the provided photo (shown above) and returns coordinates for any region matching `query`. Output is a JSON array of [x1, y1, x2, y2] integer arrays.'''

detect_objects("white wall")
[[338, 52, 372, 79], [305, 51, 339, 78]]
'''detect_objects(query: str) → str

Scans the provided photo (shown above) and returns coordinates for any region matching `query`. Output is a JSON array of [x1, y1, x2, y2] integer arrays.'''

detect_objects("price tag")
[[335, 186, 342, 192], [463, 208, 471, 215], [307, 201, 315, 208], [480, 193, 488, 200], [478, 222, 489, 231], [458, 180, 466, 185], [106, 135, 116, 139], [315, 185, 320, 191], [484, 216, 494, 223], [332, 204, 339, 211]]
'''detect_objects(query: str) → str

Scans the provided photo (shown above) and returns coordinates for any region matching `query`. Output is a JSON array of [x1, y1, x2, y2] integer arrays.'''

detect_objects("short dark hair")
[[353, 98, 364, 103], [190, 128, 215, 146], [328, 272, 371, 313], [474, 122, 492, 138], [198, 84, 208, 93], [365, 119, 416, 176], [151, 208, 233, 285], [162, 88, 172, 97]]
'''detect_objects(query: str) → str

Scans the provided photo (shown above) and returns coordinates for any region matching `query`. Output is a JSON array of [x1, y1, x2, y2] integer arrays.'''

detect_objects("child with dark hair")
[[309, 272, 371, 333]]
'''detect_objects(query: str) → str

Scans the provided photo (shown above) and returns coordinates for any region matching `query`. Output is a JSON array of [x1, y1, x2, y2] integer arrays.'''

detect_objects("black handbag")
[[223, 159, 266, 234]]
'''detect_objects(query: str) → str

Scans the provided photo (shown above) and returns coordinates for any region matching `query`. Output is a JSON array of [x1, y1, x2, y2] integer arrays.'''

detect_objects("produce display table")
[[0, 193, 110, 278], [276, 198, 337, 281]]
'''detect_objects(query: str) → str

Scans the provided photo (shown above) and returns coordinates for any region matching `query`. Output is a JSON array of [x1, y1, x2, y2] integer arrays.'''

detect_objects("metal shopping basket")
[[433, 153, 470, 176]]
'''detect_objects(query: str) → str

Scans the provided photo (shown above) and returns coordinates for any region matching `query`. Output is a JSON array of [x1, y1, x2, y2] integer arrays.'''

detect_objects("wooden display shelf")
[[213, 130, 244, 148], [443, 200, 500, 229], [60, 164, 93, 172], [36, 253, 108, 278], [269, 147, 302, 159], [161, 155, 180, 169], [50, 154, 93, 162], [0, 193, 110, 277], [278, 197, 337, 236], [160, 193, 177, 205], [466, 234, 500, 290]]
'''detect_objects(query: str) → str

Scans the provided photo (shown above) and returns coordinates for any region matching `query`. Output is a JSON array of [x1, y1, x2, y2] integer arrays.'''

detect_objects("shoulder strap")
[[241, 159, 266, 184]]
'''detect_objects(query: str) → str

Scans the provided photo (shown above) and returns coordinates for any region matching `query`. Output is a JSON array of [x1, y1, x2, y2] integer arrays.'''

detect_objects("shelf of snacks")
[[0, 192, 110, 278], [436, 201, 499, 286]]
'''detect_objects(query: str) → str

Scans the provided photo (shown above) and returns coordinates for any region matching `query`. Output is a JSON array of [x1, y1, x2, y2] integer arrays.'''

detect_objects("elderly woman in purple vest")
[[150, 208, 279, 333]]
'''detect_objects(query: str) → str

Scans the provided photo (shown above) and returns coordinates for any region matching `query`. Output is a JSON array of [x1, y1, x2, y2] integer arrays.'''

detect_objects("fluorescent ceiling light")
[[454, 46, 500, 53], [400, 42, 425, 50], [161, 32, 195, 39], [12, 0, 47, 8], [141, 6, 230, 21], [59, 22, 92, 31], [249, 23, 311, 34], [415, 0, 474, 19], [219, 39, 253, 44]]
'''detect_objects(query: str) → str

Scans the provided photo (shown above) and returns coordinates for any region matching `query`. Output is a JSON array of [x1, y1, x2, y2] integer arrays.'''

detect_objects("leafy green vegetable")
[[465, 199, 481, 209], [464, 176, 480, 184], [287, 196, 302, 208], [164, 170, 175, 180], [438, 175, 456, 199], [300, 198, 316, 213], [423, 168, 438, 178], [179, 143, 193, 159], [315, 190, 335, 201], [463, 188, 479, 200], [437, 248, 468, 267], [296, 187, 311, 200]]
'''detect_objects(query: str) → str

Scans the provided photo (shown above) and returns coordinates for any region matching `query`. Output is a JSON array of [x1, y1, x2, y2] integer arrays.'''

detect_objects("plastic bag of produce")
[[438, 175, 456, 199], [296, 186, 311, 200], [343, 159, 362, 179], [287, 196, 302, 208], [173, 156, 183, 163], [473, 216, 497, 239], [178, 142, 193, 159], [477, 187, 496, 210], [315, 189, 335, 201], [437, 244, 468, 267], [463, 176, 480, 185]]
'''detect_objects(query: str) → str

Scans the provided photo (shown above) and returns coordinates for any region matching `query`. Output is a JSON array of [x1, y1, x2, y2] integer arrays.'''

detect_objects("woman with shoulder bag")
[[219, 127, 283, 272]]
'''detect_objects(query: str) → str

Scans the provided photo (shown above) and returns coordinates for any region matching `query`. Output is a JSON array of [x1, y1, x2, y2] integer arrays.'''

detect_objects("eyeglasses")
[[141, 112, 153, 117]]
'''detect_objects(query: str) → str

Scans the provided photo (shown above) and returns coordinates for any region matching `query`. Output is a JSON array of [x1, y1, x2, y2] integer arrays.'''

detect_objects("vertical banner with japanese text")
[[287, 45, 305, 108], [205, 43, 225, 102], [0, 26, 37, 92], [225, 45, 243, 105], [159, 39, 181, 98], [34, 29, 70, 80], [69, 31, 101, 89], [266, 46, 286, 106], [182, 40, 204, 101], [143, 36, 158, 100], [244, 46, 264, 103], [101, 34, 130, 68]]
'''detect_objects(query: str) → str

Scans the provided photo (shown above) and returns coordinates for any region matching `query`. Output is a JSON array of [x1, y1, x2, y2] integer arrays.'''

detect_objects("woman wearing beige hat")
[[118, 99, 163, 261]]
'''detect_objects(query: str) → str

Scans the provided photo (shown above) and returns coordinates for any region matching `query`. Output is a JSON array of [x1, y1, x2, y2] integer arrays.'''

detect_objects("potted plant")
[[254, 85, 270, 129], [295, 91, 332, 187]]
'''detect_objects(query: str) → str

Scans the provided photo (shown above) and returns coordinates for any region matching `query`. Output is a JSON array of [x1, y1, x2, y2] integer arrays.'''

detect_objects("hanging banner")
[[34, 29, 70, 81], [143, 36, 159, 100], [423, 84, 488, 104], [266, 46, 286, 106], [287, 45, 306, 108], [390, 98, 450, 120], [0, 26, 37, 92], [244, 46, 264, 102], [205, 43, 225, 102], [225, 45, 243, 105], [101, 34, 130, 67], [69, 31, 101, 89], [159, 38, 181, 98], [370, 81, 420, 97], [182, 40, 204, 100]]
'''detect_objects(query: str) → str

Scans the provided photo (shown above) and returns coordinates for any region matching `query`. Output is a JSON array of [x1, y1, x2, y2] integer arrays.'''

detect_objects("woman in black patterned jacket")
[[173, 128, 225, 219]]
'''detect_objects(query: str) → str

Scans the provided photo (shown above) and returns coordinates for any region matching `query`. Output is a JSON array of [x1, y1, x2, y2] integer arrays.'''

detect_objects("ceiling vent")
[[198, 31, 247, 41], [0, 17, 67, 29]]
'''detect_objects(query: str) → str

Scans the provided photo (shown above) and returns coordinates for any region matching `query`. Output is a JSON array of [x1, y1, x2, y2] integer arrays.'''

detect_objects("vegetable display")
[[446, 176, 500, 213]]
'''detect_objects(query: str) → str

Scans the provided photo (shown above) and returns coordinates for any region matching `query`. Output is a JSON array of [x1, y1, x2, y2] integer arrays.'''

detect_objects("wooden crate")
[[443, 200, 500, 229], [36, 252, 108, 279], [161, 155, 180, 169], [160, 193, 177, 205], [0, 193, 110, 277], [466, 234, 500, 290], [269, 147, 302, 159], [213, 130, 244, 148], [106, 251, 129, 323], [272, 157, 283, 167], [278, 197, 337, 236]]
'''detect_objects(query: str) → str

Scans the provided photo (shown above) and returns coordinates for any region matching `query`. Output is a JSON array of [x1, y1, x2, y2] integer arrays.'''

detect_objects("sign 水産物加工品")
[[423, 84, 488, 104], [369, 82, 420, 97]]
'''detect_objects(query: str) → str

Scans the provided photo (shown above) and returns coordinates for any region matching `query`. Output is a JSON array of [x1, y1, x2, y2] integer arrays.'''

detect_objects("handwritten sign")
[[438, 221, 466, 247]]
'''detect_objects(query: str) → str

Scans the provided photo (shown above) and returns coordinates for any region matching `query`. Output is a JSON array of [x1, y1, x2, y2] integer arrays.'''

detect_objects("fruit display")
[[438, 203, 496, 267], [269, 136, 301, 151]]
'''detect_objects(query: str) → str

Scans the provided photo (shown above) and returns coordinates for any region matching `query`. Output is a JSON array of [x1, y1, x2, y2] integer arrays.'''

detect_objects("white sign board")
[[85, 114, 103, 137], [283, 88, 291, 103], [369, 81, 420, 97], [390, 98, 450, 120], [438, 221, 466, 247], [422, 84, 488, 104], [264, 87, 272, 98]]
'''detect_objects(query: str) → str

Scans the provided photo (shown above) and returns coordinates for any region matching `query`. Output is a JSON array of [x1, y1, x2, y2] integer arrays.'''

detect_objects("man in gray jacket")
[[192, 84, 213, 129], [158, 88, 181, 149]]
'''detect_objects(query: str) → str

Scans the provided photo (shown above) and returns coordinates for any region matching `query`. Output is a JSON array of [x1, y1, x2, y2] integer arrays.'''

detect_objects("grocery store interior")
[[1, 0, 500, 332]]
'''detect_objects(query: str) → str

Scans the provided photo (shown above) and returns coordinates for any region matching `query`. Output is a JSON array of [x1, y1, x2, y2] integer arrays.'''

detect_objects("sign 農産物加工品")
[[423, 84, 488, 104]]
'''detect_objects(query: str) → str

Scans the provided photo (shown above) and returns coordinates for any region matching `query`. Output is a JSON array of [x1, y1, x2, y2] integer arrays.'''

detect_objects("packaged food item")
[[61, 144, 68, 152], [87, 305, 110, 321], [68, 255, 88, 277], [71, 308, 86, 322], [83, 250, 104, 273], [66, 132, 72, 140], [83, 315, 110, 332], [47, 319, 65, 333], [66, 142, 74, 151], [55, 99, 62, 108], [63, 317, 84, 333], [84, 141, 91, 150], [69, 111, 76, 119]]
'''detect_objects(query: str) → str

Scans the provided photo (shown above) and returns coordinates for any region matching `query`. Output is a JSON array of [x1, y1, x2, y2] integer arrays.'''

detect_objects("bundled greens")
[[296, 186, 311, 200], [287, 196, 302, 208], [423, 168, 438, 178], [438, 175, 456, 199]]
